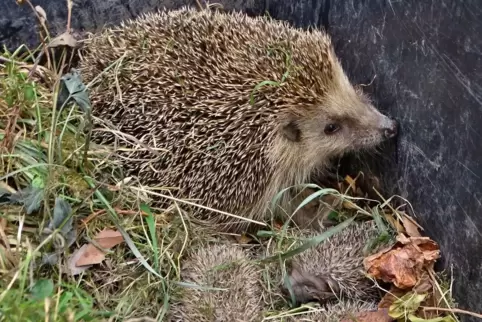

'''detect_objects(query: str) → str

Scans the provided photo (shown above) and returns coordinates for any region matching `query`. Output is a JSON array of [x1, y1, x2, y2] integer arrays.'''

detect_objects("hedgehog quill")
[[79, 7, 398, 232]]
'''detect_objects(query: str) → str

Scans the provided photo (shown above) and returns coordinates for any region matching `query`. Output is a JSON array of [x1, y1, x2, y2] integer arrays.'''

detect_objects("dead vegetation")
[[0, 1, 479, 322]]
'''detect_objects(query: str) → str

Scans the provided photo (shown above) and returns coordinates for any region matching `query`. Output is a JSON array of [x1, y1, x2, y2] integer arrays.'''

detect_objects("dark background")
[[1, 0, 481, 320]]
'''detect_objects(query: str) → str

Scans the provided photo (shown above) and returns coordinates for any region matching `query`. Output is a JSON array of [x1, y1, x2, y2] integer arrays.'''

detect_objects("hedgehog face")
[[281, 84, 398, 165]]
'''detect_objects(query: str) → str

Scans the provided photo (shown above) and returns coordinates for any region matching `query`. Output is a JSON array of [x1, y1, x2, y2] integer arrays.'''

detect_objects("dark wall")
[[1, 0, 481, 320]]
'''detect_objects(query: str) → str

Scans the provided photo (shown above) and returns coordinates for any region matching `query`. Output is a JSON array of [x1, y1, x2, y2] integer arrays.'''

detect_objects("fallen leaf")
[[48, 32, 78, 48], [92, 229, 124, 249], [413, 271, 433, 293], [384, 214, 404, 233], [401, 213, 423, 237], [341, 309, 393, 322], [57, 70, 91, 113], [68, 245, 92, 275], [74, 244, 107, 267], [364, 234, 440, 289], [389, 292, 428, 319], [74, 229, 124, 266], [4, 186, 44, 214]]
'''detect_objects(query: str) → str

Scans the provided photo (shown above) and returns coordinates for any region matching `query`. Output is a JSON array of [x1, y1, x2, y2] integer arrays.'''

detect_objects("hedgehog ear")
[[281, 120, 301, 142]]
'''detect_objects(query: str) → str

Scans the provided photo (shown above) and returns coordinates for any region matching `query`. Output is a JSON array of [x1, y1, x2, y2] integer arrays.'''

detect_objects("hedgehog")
[[168, 243, 264, 322], [169, 220, 392, 321], [78, 7, 398, 232], [279, 220, 391, 305]]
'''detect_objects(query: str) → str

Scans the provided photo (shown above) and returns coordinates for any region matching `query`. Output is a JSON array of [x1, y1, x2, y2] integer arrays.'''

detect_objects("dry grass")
[[0, 2, 467, 322]]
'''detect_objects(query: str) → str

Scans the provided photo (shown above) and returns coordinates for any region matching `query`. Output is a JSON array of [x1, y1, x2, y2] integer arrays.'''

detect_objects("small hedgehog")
[[79, 7, 398, 232], [281, 220, 389, 305], [169, 220, 391, 321], [169, 243, 264, 322]]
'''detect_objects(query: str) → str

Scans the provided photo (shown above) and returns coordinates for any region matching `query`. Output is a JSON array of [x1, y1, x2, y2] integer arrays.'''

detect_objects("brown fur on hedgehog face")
[[273, 70, 397, 173]]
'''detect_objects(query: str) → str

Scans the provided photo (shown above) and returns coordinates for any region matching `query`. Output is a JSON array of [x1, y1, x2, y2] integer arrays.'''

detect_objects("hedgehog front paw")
[[282, 265, 341, 305]]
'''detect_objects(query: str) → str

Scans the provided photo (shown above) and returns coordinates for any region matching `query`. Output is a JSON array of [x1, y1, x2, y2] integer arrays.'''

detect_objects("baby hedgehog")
[[168, 243, 264, 322], [169, 220, 389, 321], [78, 7, 398, 232], [281, 220, 388, 305]]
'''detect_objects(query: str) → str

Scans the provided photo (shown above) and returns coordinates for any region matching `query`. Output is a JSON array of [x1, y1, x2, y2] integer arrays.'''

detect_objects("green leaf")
[[50, 197, 73, 236], [23, 83, 35, 101], [141, 203, 160, 273], [58, 71, 91, 113], [327, 211, 339, 221], [256, 230, 276, 238], [6, 186, 44, 214], [290, 188, 339, 216], [30, 279, 54, 301], [31, 175, 45, 189], [389, 292, 428, 319]]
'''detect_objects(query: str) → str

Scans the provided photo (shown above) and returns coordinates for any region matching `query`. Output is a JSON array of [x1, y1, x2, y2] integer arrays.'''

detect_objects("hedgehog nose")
[[383, 119, 398, 139]]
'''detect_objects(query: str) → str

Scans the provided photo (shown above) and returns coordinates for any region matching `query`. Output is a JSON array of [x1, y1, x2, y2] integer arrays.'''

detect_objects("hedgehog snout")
[[382, 118, 399, 139]]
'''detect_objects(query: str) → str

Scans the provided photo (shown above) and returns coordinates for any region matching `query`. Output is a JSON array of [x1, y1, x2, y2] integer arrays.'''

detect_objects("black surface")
[[1, 0, 481, 320]]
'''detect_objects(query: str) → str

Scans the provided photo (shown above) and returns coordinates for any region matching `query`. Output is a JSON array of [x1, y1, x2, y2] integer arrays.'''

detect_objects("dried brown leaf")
[[74, 244, 106, 267], [344, 175, 357, 191], [341, 309, 393, 322], [49, 32, 77, 48], [68, 245, 92, 275], [364, 234, 440, 289], [342, 200, 359, 210], [93, 229, 124, 249], [74, 229, 124, 267], [413, 272, 433, 293], [384, 214, 404, 233], [401, 213, 423, 237]]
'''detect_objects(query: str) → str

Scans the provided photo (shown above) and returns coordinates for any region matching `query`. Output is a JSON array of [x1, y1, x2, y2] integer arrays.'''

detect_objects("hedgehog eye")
[[324, 124, 341, 135]]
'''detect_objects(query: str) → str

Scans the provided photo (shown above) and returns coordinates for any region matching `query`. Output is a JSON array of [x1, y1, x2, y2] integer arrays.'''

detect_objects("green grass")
[[0, 39, 188, 321]]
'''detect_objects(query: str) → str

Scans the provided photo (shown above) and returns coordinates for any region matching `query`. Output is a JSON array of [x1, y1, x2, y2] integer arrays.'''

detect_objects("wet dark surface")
[[2, 0, 481, 320]]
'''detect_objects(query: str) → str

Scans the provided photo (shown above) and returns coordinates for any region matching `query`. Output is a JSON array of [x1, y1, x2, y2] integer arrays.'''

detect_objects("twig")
[[422, 306, 482, 319], [0, 56, 13, 63], [23, 0, 52, 70], [66, 0, 73, 32]]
